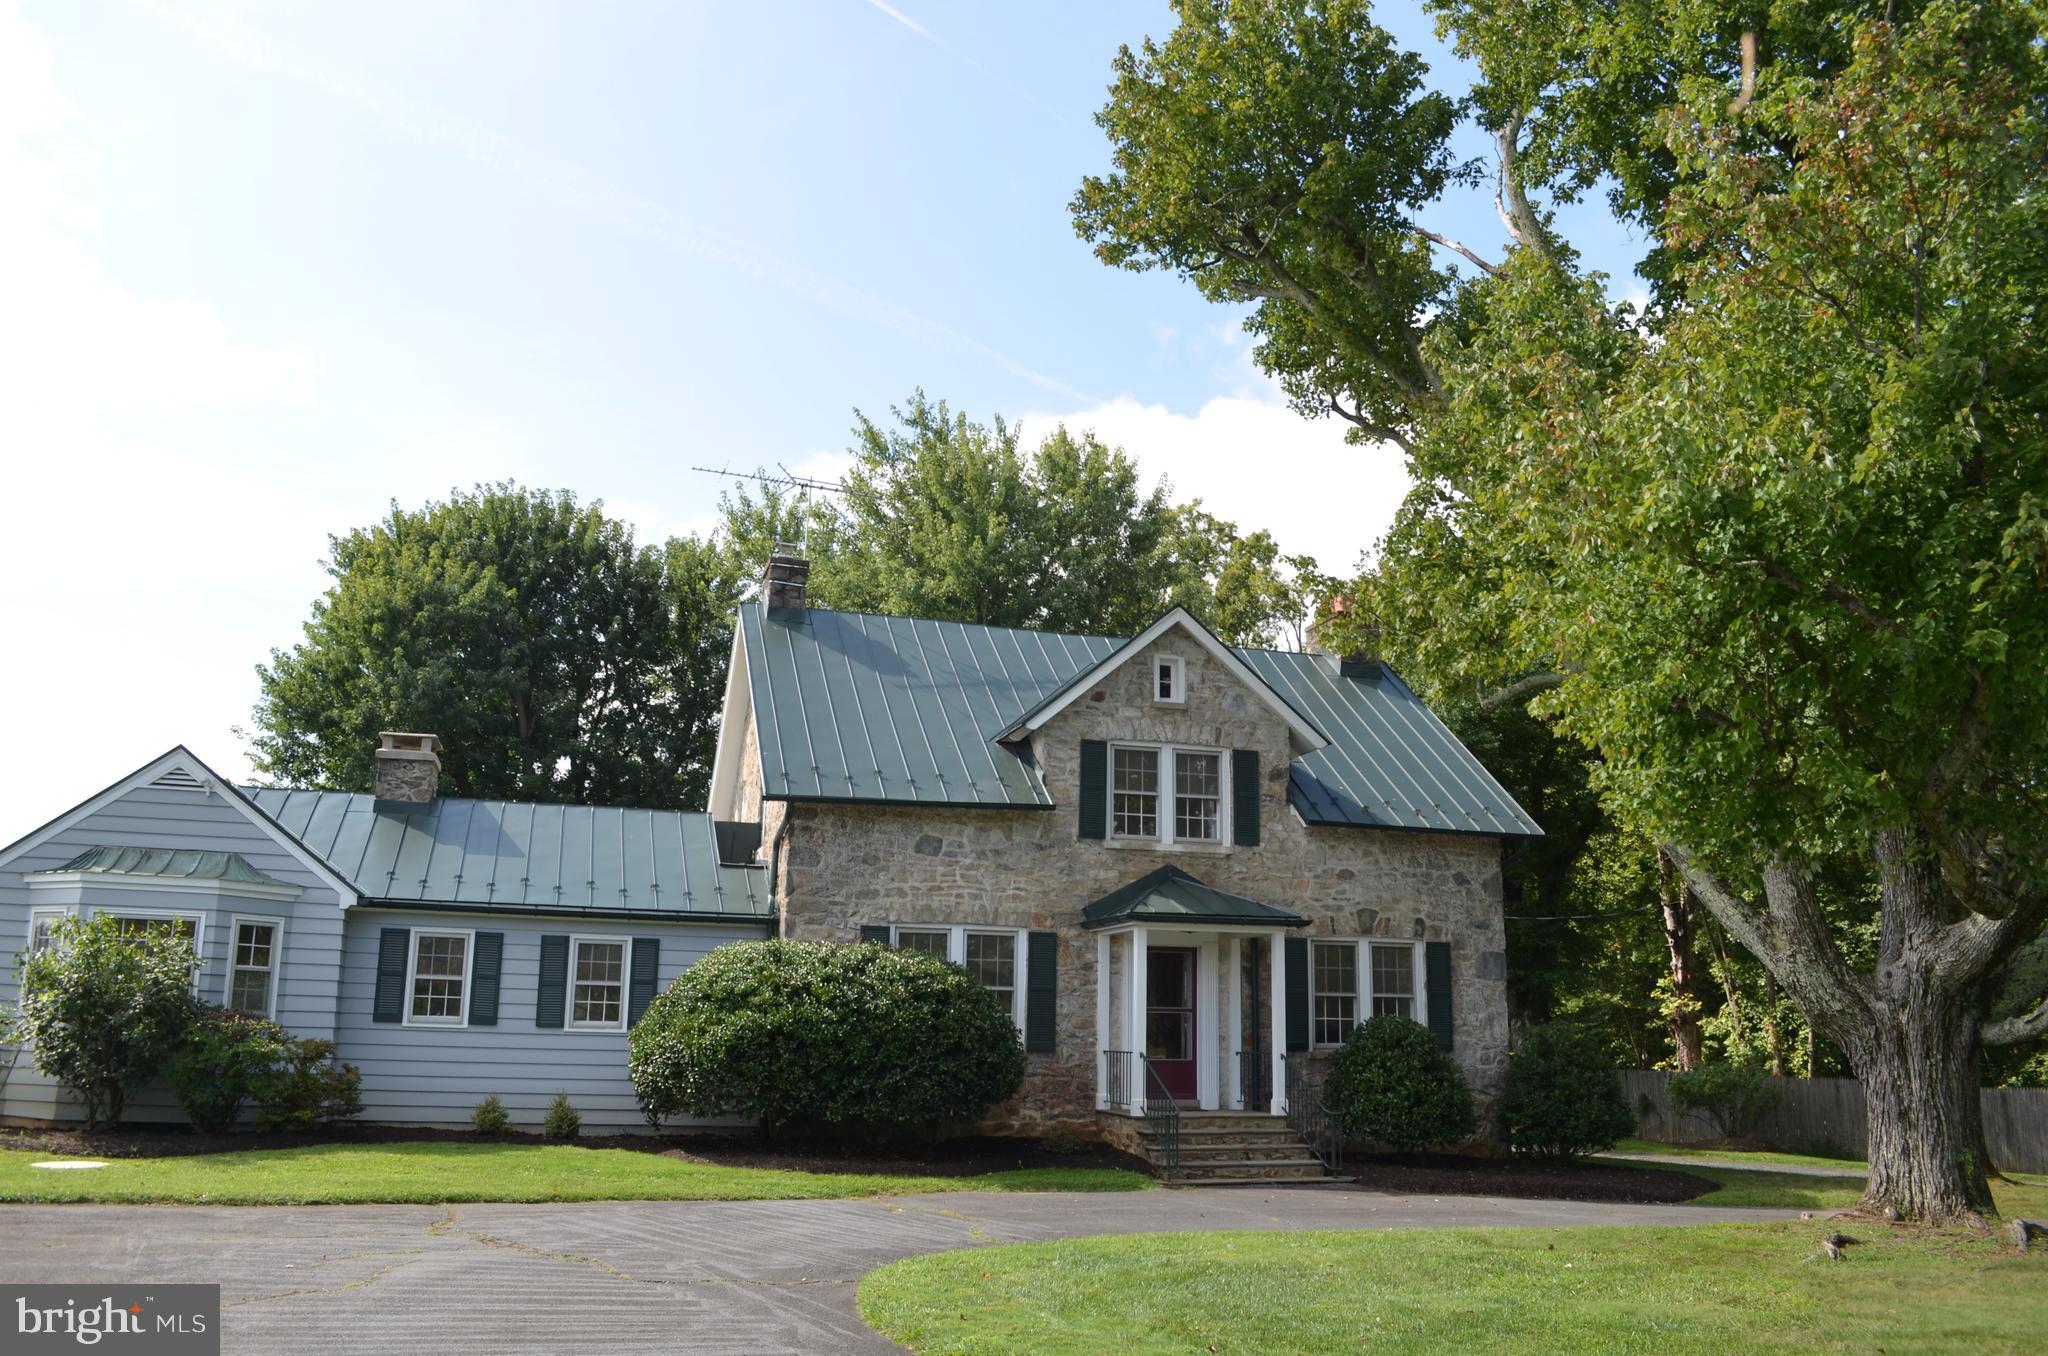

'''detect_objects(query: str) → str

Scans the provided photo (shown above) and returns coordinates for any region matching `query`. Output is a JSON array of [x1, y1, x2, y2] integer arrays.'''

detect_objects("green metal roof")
[[41, 846, 291, 887], [1080, 865, 1308, 930], [739, 605, 1541, 839], [240, 788, 771, 919]]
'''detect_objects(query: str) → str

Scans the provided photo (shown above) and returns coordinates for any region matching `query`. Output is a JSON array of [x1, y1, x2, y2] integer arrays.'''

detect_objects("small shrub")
[[1501, 1022, 1635, 1160], [252, 1038, 363, 1131], [629, 939, 1025, 1136], [14, 913, 200, 1129], [543, 1092, 581, 1139], [1322, 1015, 1476, 1153], [471, 1095, 510, 1135], [1669, 1061, 1784, 1143], [168, 1007, 290, 1133]]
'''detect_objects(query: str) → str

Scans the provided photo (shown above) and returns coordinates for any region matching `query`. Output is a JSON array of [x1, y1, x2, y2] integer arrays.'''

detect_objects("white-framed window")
[[1154, 654, 1186, 704], [1308, 939, 1428, 1047], [228, 917, 281, 1019], [1110, 742, 1229, 847], [404, 929, 472, 1026], [104, 910, 204, 963], [878, 924, 1027, 1029], [27, 906, 73, 956], [1372, 943, 1417, 1020], [1311, 940, 1359, 1047], [569, 936, 627, 1031]]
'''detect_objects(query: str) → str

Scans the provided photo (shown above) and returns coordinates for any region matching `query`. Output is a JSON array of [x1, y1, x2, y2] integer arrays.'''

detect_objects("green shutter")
[[1232, 749, 1260, 846], [1285, 935, 1309, 1052], [1078, 740, 1108, 840], [628, 937, 660, 1025], [373, 927, 410, 1024], [470, 932, 503, 1026], [536, 934, 569, 1029], [859, 924, 892, 945], [1024, 930, 1058, 1053], [1426, 941, 1454, 1051]]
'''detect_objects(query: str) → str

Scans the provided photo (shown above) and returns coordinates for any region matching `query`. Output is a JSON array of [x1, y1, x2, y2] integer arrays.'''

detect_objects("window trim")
[[1153, 654, 1186, 705], [401, 927, 475, 1028], [565, 934, 629, 1033], [881, 923, 1028, 1030], [1108, 741, 1231, 848], [1309, 938, 1360, 1049], [97, 907, 207, 965], [26, 905, 75, 956], [227, 915, 283, 1020], [1308, 938, 1430, 1049]]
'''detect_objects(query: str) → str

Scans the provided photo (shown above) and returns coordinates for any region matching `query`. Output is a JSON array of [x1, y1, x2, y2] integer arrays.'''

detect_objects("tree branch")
[[1729, 29, 1760, 115], [1415, 228, 1500, 276], [1984, 995, 2048, 1047], [1479, 670, 1565, 711], [1324, 394, 1415, 455], [1494, 112, 1549, 255]]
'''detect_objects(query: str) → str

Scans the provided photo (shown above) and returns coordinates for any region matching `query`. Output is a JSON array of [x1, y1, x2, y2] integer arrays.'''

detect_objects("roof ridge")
[[238, 784, 722, 820], [755, 603, 1128, 646]]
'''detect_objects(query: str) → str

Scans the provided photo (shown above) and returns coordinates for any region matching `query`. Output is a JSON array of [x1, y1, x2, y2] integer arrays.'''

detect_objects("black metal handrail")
[[1140, 1054, 1183, 1174], [1282, 1053, 1344, 1175], [1102, 1049, 1134, 1111], [1236, 1046, 1272, 1111]]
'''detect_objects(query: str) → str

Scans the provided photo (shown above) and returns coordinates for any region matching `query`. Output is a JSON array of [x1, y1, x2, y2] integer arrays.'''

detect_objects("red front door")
[[1145, 947, 1198, 1100]]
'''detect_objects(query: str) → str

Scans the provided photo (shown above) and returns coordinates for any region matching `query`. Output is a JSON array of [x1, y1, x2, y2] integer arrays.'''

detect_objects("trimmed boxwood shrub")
[[629, 939, 1025, 1136], [1322, 1015, 1476, 1153], [168, 1007, 291, 1133], [251, 1037, 363, 1131], [1501, 1021, 1635, 1160]]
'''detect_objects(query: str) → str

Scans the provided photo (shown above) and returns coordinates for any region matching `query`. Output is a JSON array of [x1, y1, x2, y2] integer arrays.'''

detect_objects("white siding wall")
[[336, 910, 766, 1130]]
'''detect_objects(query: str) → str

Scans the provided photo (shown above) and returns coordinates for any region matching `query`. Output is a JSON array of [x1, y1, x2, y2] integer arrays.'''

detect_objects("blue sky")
[[0, 0, 1646, 843]]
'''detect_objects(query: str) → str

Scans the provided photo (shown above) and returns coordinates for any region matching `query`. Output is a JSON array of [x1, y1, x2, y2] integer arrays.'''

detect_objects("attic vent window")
[[149, 767, 206, 793], [1154, 655, 1186, 705]]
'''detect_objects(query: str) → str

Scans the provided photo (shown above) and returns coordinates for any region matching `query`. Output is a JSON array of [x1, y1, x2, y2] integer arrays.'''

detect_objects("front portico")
[[1084, 865, 1308, 1117]]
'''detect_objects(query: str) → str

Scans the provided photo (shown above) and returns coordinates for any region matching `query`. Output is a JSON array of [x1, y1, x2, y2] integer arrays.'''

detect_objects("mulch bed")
[[1348, 1153, 1719, 1204], [0, 1124, 1148, 1179]]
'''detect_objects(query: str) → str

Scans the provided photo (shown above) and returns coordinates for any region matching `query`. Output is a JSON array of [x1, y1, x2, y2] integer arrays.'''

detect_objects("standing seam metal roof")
[[739, 606, 1541, 839], [240, 788, 771, 917]]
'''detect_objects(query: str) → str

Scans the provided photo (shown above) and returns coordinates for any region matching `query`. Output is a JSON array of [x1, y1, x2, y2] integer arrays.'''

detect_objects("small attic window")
[[1154, 655, 1186, 705]]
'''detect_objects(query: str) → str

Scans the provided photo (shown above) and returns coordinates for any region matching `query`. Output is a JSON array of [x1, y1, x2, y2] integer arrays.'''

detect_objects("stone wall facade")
[[764, 628, 1512, 1138]]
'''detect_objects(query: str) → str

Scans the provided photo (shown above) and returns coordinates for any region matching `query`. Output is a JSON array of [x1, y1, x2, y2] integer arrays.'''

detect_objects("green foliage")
[[1670, 1062, 1786, 1144], [542, 1092, 582, 1140], [167, 1007, 290, 1134], [629, 939, 1026, 1135], [252, 483, 743, 809], [1501, 1022, 1636, 1160], [14, 913, 199, 1130], [470, 1095, 510, 1136], [250, 1038, 363, 1131], [1322, 1015, 1476, 1153]]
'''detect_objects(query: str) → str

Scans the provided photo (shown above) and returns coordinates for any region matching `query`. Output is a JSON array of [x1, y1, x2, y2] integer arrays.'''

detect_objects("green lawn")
[[859, 1222, 2047, 1355], [1597, 1146, 2048, 1213], [0, 1143, 1150, 1205], [1613, 1138, 1867, 1173]]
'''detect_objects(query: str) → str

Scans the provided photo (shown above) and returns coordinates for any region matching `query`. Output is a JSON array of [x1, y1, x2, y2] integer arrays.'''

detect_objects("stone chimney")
[[761, 544, 811, 611], [374, 732, 443, 803]]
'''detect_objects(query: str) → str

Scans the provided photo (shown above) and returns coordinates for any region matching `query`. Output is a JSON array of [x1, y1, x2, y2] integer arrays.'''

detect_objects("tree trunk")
[[1656, 850, 1706, 1071], [1762, 973, 1786, 1076], [1846, 985, 1992, 1224]]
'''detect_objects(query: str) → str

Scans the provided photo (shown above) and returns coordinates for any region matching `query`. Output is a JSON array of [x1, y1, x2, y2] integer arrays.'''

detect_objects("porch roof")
[[1079, 865, 1309, 931]]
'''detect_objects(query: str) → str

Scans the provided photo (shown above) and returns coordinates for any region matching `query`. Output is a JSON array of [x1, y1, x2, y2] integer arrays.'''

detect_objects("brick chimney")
[[1309, 595, 1385, 679], [374, 732, 443, 803], [761, 543, 810, 611]]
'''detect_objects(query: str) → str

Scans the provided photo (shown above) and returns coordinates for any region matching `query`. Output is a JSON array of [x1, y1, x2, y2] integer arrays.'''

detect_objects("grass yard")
[[1612, 1138, 1867, 1173], [859, 1222, 2047, 1355], [1597, 1147, 2048, 1214], [0, 1142, 1150, 1205]]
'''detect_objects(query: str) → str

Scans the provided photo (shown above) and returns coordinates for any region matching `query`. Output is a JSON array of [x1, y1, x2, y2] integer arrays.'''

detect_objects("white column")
[[1128, 927, 1149, 1115], [1196, 939, 1220, 1111], [1095, 932, 1111, 1110], [1225, 935, 1244, 1110], [1268, 930, 1287, 1115]]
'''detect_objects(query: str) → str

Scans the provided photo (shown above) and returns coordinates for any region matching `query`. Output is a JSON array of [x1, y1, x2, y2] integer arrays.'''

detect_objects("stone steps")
[[1173, 1159, 1331, 1183], [1113, 1109, 1336, 1184]]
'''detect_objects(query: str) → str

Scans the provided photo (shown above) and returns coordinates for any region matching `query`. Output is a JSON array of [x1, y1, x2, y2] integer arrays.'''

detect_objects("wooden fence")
[[1621, 1070, 2048, 1175]]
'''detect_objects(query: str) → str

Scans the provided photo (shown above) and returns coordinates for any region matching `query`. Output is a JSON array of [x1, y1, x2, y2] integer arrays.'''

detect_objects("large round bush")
[[1322, 1015, 1476, 1153], [629, 939, 1025, 1134], [1500, 1021, 1635, 1160]]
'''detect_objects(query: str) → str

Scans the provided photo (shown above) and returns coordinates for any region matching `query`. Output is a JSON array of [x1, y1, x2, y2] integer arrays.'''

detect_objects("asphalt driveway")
[[0, 1188, 1802, 1354]]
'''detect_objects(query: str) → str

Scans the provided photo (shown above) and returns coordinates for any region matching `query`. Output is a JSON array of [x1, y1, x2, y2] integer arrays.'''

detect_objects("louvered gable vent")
[[149, 766, 206, 793]]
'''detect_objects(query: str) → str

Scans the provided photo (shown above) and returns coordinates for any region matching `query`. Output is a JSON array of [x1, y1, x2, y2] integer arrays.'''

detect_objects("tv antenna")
[[693, 462, 848, 494]]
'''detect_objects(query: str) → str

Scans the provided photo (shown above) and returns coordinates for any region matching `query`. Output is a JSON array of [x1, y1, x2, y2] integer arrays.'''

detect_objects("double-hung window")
[[407, 930, 470, 1025], [1311, 941, 1359, 1047], [27, 907, 72, 956], [879, 924, 1025, 1028], [964, 932, 1017, 1013], [893, 928, 950, 959], [1111, 743, 1226, 846], [1371, 944, 1417, 1019], [229, 919, 279, 1018], [570, 938, 626, 1030]]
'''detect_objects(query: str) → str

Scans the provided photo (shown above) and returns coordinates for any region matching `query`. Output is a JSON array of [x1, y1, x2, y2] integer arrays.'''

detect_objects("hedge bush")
[[1500, 1021, 1635, 1160], [168, 1007, 291, 1133], [1669, 1061, 1784, 1143], [629, 939, 1025, 1135], [1322, 1015, 1476, 1152], [13, 913, 199, 1129], [250, 1037, 363, 1131]]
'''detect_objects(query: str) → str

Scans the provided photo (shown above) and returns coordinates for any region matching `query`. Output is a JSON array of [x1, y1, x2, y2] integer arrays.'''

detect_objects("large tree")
[[1076, 0, 2048, 1223], [252, 484, 740, 809]]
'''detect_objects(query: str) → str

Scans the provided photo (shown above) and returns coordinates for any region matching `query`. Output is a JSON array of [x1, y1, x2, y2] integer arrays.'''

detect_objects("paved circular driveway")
[[0, 1188, 1801, 1353]]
